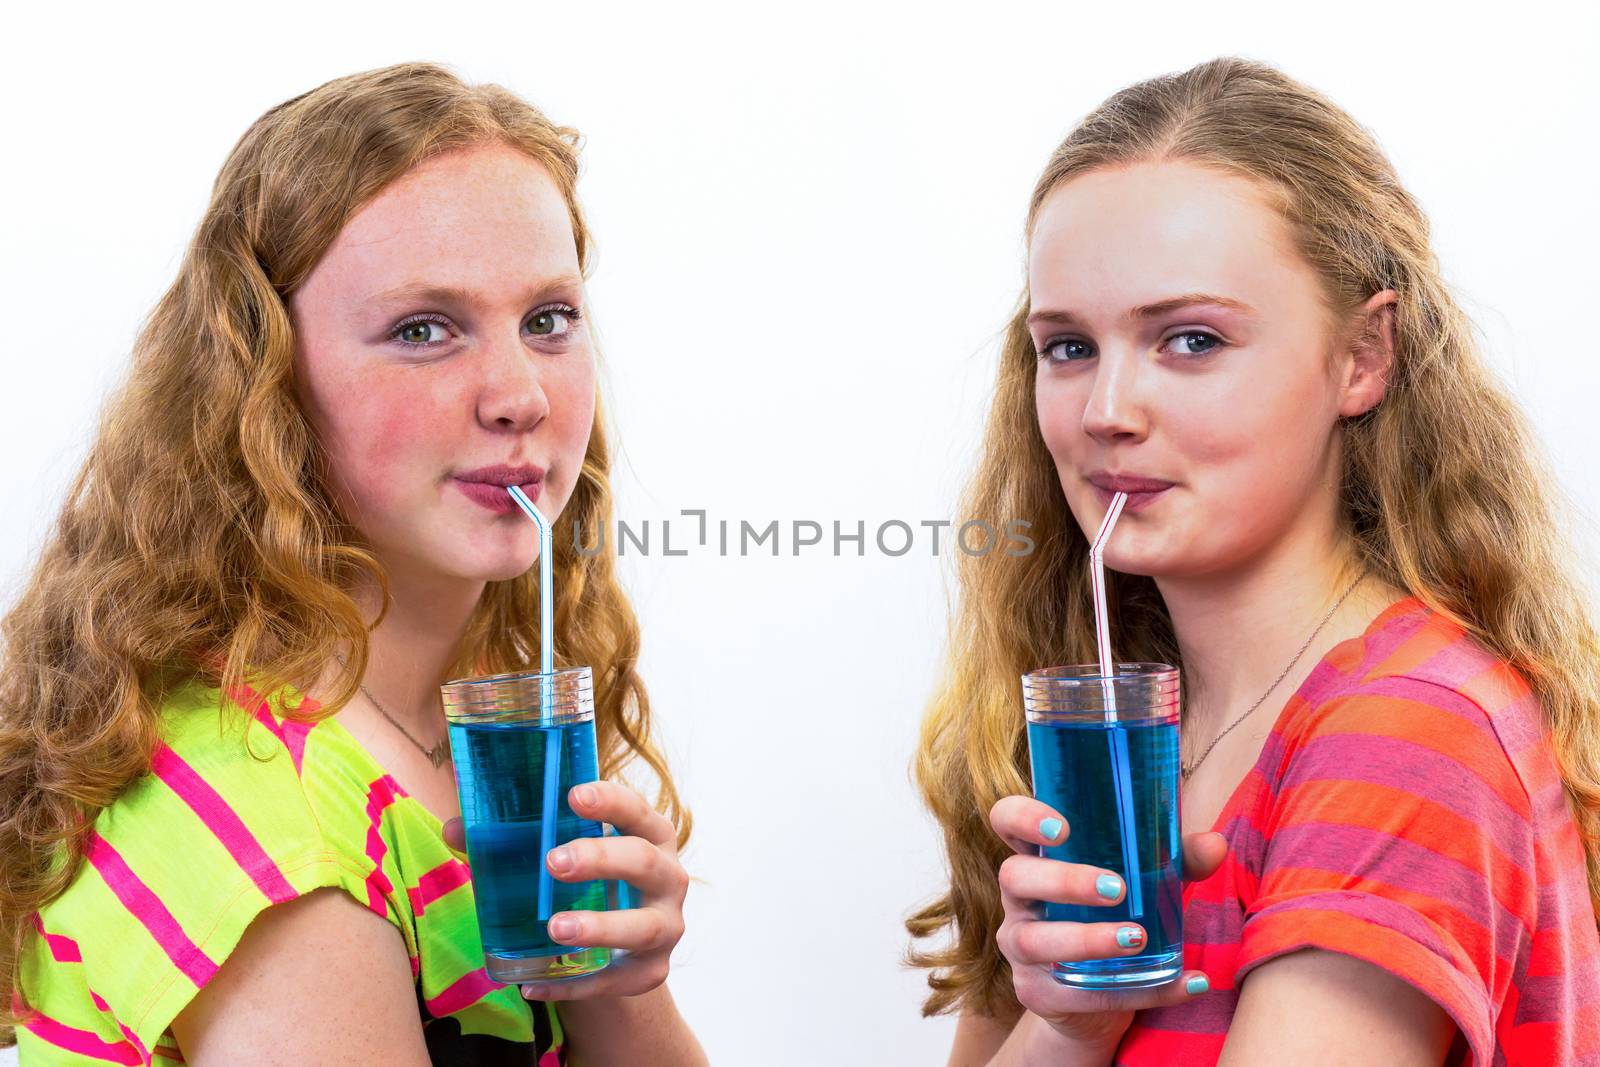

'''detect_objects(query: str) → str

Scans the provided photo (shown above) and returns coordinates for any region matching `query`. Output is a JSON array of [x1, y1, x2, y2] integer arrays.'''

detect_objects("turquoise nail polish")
[[1186, 975, 1210, 996], [1039, 817, 1064, 842], [1095, 874, 1123, 899], [1116, 927, 1143, 948]]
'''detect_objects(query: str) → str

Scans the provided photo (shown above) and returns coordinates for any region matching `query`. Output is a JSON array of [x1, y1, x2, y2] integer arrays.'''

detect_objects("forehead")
[[1028, 161, 1311, 316], [314, 142, 578, 295]]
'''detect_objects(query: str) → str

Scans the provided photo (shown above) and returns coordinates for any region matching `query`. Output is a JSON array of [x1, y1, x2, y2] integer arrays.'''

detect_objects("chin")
[[476, 554, 542, 583], [428, 545, 538, 585], [1098, 543, 1181, 580], [1101, 556, 1160, 579]]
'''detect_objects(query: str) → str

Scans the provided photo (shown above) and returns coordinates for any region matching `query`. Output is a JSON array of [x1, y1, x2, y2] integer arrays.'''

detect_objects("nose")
[[475, 329, 549, 433], [1079, 349, 1149, 444]]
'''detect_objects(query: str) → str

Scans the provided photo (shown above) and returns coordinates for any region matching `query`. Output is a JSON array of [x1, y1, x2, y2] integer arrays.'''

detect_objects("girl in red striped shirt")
[[909, 56, 1600, 1066]]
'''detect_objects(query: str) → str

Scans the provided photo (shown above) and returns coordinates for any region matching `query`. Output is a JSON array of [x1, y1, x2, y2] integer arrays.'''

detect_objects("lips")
[[1086, 471, 1175, 513], [1087, 472, 1175, 494], [452, 464, 545, 515], [455, 464, 546, 487]]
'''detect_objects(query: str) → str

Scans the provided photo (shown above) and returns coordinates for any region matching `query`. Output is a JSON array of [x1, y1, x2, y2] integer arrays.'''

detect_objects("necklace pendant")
[[427, 741, 449, 769]]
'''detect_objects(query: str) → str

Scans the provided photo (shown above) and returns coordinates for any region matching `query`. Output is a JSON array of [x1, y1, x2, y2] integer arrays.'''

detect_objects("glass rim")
[[440, 664, 594, 725], [1022, 662, 1179, 722], [440, 664, 593, 689], [1022, 662, 1178, 685]]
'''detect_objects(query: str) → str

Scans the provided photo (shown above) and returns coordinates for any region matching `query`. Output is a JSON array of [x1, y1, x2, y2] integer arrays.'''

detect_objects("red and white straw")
[[1089, 492, 1129, 705]]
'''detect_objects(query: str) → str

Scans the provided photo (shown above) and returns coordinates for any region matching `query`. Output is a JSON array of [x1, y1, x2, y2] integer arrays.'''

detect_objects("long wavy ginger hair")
[[0, 62, 690, 1044], [906, 55, 1600, 1017]]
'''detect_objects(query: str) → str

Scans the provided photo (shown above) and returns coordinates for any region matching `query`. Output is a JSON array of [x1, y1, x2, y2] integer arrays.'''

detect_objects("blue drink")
[[1022, 664, 1183, 989], [442, 666, 612, 983]]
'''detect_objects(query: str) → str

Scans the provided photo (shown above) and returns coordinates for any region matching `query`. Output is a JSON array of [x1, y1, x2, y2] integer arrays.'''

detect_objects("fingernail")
[[548, 916, 578, 941], [1186, 974, 1210, 996], [547, 847, 573, 874], [1116, 927, 1144, 948], [572, 784, 597, 808], [520, 983, 546, 999], [1038, 817, 1064, 842], [1095, 874, 1123, 900]]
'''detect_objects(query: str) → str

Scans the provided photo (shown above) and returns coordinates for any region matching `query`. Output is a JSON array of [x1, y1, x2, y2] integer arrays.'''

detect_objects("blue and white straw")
[[506, 485, 561, 921]]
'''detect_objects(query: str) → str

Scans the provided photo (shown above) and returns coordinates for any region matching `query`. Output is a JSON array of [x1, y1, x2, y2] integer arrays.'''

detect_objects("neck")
[[345, 565, 486, 731], [1154, 517, 1365, 742]]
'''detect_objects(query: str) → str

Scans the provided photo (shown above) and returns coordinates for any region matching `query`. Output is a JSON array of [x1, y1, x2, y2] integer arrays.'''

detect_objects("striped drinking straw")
[[506, 486, 633, 916], [1089, 492, 1143, 918], [506, 486, 562, 921]]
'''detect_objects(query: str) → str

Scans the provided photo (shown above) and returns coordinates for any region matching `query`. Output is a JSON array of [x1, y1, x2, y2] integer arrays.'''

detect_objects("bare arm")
[[169, 887, 431, 1066], [560, 984, 707, 1067], [1217, 949, 1456, 1066], [955, 948, 1456, 1067], [949, 1010, 1015, 1067], [950, 1011, 1119, 1067]]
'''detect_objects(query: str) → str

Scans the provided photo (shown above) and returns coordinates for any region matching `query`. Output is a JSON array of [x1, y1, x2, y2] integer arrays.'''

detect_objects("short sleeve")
[[1235, 681, 1538, 1065], [18, 683, 385, 1062]]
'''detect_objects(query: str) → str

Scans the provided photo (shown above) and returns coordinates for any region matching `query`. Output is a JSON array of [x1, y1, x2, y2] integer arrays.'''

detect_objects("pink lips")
[[1087, 471, 1175, 512], [452, 464, 545, 516]]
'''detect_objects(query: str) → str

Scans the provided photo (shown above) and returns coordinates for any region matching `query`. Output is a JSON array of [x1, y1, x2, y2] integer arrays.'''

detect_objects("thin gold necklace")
[[1180, 571, 1368, 782], [358, 681, 451, 769], [334, 656, 451, 769]]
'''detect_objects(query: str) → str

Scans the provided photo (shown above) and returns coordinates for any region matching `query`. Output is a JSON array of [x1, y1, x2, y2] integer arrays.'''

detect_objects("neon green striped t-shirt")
[[16, 676, 565, 1065]]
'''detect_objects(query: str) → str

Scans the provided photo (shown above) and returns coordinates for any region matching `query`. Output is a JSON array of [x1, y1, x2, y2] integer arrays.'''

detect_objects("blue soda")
[[1027, 717, 1184, 987], [449, 716, 610, 973]]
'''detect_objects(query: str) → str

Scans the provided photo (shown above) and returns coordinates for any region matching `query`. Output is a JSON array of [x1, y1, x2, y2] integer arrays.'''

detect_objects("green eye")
[[392, 317, 447, 346], [529, 306, 581, 337]]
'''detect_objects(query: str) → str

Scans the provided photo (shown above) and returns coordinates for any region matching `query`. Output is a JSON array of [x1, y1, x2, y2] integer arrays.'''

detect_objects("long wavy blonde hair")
[[906, 55, 1600, 1018], [0, 61, 690, 1044]]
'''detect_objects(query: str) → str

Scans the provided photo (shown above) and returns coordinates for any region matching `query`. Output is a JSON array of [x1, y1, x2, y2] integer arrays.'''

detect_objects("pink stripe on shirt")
[[84, 832, 219, 989], [30, 915, 147, 1063], [22, 1008, 145, 1065], [229, 683, 314, 776], [31, 913, 81, 963], [426, 966, 504, 1017], [150, 741, 298, 903], [407, 857, 472, 918], [363, 774, 404, 915]]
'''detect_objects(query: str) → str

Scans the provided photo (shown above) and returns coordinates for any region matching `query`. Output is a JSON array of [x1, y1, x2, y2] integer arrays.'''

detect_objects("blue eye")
[[1165, 331, 1223, 357], [1036, 331, 1226, 363], [1038, 338, 1093, 363]]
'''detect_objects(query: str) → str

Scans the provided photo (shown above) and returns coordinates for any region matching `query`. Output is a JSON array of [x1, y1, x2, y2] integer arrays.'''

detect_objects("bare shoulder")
[[170, 887, 430, 1066]]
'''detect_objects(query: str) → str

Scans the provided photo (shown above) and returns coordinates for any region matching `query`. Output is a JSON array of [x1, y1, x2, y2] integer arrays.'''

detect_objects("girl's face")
[[290, 141, 595, 588], [1029, 160, 1387, 579]]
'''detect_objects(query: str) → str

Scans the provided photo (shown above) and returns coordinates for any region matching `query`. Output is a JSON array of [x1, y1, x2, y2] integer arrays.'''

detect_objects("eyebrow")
[[367, 275, 584, 310], [1027, 292, 1256, 328]]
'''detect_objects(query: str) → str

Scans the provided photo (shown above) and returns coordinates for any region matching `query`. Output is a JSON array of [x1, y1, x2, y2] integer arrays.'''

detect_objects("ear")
[[1337, 289, 1398, 418]]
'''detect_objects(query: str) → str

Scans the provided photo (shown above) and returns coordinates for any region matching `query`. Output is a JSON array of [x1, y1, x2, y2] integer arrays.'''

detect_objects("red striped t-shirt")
[[1114, 596, 1600, 1065]]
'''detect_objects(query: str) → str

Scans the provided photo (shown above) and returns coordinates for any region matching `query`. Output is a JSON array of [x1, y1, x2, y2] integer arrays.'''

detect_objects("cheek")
[[549, 362, 596, 460], [322, 377, 457, 518], [1179, 368, 1333, 486], [1035, 376, 1086, 460]]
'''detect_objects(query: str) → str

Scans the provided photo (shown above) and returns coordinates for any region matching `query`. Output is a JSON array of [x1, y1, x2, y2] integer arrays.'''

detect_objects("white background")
[[4, 3, 1597, 1064]]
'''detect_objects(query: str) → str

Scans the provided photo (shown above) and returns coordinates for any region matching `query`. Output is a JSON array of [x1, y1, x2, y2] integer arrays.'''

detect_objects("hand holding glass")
[[1022, 663, 1184, 988], [442, 665, 616, 983]]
